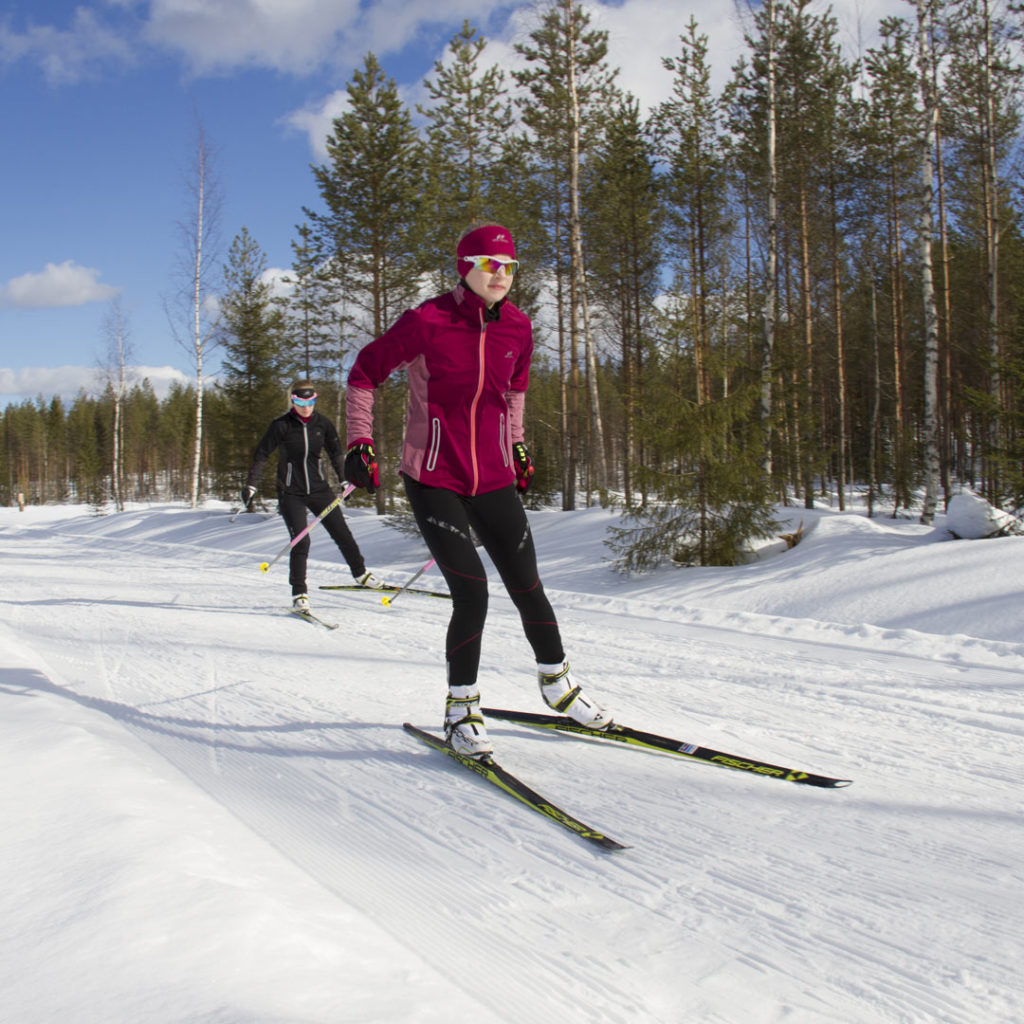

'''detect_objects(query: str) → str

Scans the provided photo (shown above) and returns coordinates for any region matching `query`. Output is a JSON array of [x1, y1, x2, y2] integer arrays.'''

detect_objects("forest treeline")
[[4, 0, 1024, 567]]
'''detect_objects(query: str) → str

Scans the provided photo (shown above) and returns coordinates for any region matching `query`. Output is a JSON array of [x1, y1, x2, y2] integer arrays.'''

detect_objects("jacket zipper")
[[468, 315, 487, 495], [301, 419, 311, 493]]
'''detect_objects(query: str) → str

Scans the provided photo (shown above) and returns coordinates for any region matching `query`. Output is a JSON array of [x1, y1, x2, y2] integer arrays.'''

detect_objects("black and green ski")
[[403, 723, 628, 850], [320, 584, 451, 600], [481, 708, 852, 789], [289, 608, 338, 630]]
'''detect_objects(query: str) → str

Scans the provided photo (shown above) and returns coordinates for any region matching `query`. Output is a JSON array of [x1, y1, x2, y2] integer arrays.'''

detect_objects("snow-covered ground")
[[1, 496, 1022, 1024]]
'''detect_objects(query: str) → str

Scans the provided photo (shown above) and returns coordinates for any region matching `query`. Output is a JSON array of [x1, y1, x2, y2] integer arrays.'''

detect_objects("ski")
[[319, 584, 451, 600], [290, 608, 339, 631], [402, 723, 628, 851], [480, 709, 852, 789]]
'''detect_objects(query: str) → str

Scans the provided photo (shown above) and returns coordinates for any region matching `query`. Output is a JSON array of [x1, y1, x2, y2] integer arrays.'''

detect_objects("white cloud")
[[144, 0, 364, 75], [0, 261, 121, 309], [262, 267, 293, 300], [594, 1, 748, 107], [4, 0, 908, 95], [284, 89, 351, 163], [0, 365, 192, 406], [0, 7, 137, 85], [143, 0, 498, 76]]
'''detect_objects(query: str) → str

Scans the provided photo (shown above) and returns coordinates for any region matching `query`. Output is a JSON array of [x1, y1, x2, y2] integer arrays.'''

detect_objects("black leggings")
[[278, 489, 366, 594], [403, 475, 564, 687]]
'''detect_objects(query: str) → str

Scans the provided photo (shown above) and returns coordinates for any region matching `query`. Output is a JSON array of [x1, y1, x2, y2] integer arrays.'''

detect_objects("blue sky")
[[0, 0, 898, 410]]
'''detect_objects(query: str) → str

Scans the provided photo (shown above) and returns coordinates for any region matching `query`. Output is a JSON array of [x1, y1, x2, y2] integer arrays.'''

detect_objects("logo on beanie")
[[456, 224, 516, 277]]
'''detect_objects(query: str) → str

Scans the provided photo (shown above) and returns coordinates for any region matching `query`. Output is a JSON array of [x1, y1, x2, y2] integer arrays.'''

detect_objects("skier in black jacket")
[[243, 380, 383, 611]]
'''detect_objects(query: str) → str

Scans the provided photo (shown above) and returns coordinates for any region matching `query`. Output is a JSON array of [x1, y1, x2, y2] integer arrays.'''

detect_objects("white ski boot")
[[292, 593, 311, 612], [356, 571, 386, 590], [444, 684, 493, 759], [538, 661, 613, 729]]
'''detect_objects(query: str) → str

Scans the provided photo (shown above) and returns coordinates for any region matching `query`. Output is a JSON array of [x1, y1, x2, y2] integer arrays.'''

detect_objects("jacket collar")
[[452, 281, 504, 323]]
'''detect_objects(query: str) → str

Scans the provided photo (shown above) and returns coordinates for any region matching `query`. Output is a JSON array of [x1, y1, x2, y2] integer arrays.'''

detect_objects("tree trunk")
[[564, 0, 607, 500], [798, 183, 815, 509], [760, 0, 778, 479], [916, 0, 941, 525], [868, 276, 882, 518], [981, 0, 1001, 497], [829, 167, 848, 512]]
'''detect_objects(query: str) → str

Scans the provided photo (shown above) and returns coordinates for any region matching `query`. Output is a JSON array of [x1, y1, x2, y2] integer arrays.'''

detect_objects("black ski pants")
[[403, 475, 564, 688], [278, 489, 366, 595]]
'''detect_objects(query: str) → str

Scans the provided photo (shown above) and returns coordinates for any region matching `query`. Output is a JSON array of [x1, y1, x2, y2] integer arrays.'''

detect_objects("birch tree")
[[166, 121, 222, 508], [99, 298, 132, 511], [916, 0, 943, 524]]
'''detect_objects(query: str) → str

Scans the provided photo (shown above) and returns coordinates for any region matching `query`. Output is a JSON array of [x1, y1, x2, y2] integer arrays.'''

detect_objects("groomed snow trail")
[[2, 504, 1022, 1024]]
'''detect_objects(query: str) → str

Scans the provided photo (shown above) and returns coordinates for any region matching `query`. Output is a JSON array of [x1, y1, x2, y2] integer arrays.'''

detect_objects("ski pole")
[[382, 558, 436, 607], [258, 484, 355, 573]]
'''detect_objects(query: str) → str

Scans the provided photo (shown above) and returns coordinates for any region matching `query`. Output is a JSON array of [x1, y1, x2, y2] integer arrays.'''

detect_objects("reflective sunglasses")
[[461, 255, 519, 276], [291, 390, 317, 407]]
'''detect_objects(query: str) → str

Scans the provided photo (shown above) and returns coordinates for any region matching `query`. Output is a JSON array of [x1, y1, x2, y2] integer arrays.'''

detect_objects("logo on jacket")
[[505, 350, 515, 359]]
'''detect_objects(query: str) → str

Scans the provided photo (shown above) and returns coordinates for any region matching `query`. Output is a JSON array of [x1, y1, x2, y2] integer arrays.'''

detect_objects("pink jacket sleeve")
[[345, 309, 422, 447], [345, 384, 375, 447]]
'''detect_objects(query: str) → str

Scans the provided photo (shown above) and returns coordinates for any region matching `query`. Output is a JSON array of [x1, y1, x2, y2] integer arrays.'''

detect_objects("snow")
[[1, 496, 1022, 1024]]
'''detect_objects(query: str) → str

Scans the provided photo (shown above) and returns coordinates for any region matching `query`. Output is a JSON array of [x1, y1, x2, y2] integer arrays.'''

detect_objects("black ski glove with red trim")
[[512, 442, 534, 493], [345, 440, 379, 495]]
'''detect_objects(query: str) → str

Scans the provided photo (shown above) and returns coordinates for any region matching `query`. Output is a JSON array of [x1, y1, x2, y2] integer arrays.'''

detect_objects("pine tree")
[[417, 21, 517, 290], [584, 94, 661, 506], [514, 0, 618, 508], [943, 0, 1023, 499], [606, 309, 776, 570], [278, 222, 345, 383], [218, 227, 288, 488], [861, 15, 923, 512], [601, 16, 774, 568], [308, 52, 423, 509], [728, 0, 858, 506]]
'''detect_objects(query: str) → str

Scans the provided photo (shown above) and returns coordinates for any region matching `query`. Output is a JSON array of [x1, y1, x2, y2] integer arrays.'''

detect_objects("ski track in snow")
[[2, 506, 1023, 1024]]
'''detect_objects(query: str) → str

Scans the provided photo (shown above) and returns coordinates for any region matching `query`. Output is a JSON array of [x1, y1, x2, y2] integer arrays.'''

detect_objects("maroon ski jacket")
[[346, 283, 531, 496]]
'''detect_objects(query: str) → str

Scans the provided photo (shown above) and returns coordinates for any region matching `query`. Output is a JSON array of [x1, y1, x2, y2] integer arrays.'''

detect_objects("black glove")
[[512, 442, 534, 493], [241, 485, 257, 510], [345, 440, 379, 494]]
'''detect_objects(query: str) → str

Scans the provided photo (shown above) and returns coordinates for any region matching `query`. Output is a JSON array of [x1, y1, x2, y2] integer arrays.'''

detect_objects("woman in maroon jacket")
[[344, 223, 612, 758]]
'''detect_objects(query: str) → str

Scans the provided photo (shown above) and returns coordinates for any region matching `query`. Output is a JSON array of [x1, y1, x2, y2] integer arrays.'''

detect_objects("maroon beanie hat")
[[456, 224, 516, 278]]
